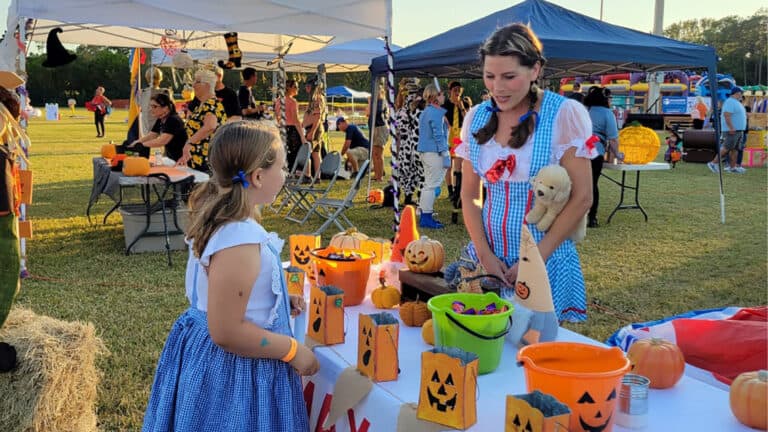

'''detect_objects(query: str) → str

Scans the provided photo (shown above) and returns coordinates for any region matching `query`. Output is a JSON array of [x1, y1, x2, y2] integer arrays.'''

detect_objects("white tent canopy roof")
[[13, 0, 392, 54], [150, 38, 400, 73]]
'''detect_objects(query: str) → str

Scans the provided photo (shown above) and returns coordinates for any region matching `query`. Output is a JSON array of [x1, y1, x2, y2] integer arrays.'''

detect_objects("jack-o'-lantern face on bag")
[[306, 286, 345, 345], [357, 313, 399, 382], [417, 348, 479, 430], [577, 389, 616, 432], [427, 370, 457, 412], [293, 244, 311, 265], [361, 325, 372, 366]]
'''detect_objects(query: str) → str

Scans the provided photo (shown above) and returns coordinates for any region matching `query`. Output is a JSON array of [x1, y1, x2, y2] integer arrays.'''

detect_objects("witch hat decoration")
[[217, 32, 242, 69], [42, 28, 77, 68]]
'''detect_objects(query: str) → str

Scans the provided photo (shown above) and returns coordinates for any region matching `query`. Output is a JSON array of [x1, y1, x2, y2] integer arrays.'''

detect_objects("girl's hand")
[[289, 295, 306, 318], [290, 344, 319, 376], [478, 250, 511, 286]]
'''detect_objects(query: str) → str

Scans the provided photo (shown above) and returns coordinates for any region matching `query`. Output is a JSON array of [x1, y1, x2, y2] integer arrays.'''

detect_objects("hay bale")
[[0, 307, 107, 431]]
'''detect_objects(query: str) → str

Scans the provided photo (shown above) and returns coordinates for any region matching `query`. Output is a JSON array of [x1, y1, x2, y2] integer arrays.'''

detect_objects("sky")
[[0, 0, 764, 48]]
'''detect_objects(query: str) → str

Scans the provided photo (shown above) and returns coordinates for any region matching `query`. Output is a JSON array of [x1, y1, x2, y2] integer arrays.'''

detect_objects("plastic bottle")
[[154, 149, 163, 166]]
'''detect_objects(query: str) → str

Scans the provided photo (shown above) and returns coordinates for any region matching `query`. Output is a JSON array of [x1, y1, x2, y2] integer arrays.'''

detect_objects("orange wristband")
[[281, 338, 298, 363]]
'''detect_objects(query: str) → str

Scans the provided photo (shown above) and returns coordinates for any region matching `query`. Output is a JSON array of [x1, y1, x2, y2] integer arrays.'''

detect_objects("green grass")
[[13, 108, 768, 430]]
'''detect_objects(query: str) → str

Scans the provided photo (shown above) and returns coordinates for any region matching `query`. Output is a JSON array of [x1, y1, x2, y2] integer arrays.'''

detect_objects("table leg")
[[634, 172, 648, 222], [605, 171, 627, 224], [124, 184, 152, 255]]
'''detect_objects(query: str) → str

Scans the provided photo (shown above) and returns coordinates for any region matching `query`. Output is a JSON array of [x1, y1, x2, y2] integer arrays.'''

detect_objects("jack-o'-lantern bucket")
[[427, 292, 513, 374], [517, 342, 631, 432], [310, 247, 374, 306]]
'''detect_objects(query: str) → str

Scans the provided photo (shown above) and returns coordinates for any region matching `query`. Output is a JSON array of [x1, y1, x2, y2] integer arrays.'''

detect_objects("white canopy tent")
[[12, 0, 392, 55], [150, 38, 400, 73]]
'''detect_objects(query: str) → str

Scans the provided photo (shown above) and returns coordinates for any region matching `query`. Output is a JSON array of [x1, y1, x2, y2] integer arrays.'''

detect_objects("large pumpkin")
[[404, 237, 444, 274], [730, 370, 768, 430], [618, 123, 661, 165], [627, 338, 685, 389], [329, 228, 369, 251], [400, 300, 431, 327]]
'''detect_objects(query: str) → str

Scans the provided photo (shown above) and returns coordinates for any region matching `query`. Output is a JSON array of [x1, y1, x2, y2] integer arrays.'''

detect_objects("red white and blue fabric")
[[607, 306, 768, 390], [143, 236, 309, 430], [466, 92, 587, 323]]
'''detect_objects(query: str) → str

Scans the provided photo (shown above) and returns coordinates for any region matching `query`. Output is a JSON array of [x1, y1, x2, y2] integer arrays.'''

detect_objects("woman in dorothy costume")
[[455, 23, 596, 323]]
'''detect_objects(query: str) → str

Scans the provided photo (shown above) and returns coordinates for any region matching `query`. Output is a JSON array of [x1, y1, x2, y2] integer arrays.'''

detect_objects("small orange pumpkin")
[[627, 338, 685, 389], [367, 188, 384, 204], [400, 299, 431, 327], [371, 271, 400, 309], [101, 143, 117, 159], [730, 370, 768, 430], [422, 319, 434, 345], [404, 236, 445, 274], [329, 228, 369, 251]]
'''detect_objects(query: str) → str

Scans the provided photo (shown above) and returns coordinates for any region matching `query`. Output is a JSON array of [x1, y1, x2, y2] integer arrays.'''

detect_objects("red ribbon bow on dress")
[[485, 155, 516, 183], [585, 135, 600, 153]]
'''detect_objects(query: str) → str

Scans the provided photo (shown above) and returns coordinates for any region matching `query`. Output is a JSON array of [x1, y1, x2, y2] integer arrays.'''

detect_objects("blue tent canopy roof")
[[326, 86, 371, 98], [370, 0, 717, 78]]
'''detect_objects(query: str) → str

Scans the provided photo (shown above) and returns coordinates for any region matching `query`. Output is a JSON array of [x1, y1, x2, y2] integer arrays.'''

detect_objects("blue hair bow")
[[232, 170, 249, 188], [519, 110, 538, 123]]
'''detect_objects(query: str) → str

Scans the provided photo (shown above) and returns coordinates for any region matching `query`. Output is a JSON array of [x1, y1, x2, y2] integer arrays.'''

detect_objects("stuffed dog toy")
[[526, 164, 586, 243]]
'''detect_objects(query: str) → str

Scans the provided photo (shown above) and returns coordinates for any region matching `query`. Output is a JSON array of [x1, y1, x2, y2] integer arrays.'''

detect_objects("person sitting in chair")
[[336, 117, 369, 175]]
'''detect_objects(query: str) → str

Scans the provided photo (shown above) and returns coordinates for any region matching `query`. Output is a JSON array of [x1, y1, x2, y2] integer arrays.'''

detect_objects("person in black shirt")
[[569, 82, 585, 103], [336, 117, 370, 174], [239, 67, 263, 120], [127, 93, 187, 161]]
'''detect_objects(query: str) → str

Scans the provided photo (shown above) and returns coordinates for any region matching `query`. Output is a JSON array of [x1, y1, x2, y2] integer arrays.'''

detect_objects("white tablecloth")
[[295, 294, 751, 431], [603, 161, 671, 172]]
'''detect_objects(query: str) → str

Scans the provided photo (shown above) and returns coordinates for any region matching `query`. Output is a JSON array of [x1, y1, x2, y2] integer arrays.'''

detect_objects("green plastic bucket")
[[427, 292, 513, 374]]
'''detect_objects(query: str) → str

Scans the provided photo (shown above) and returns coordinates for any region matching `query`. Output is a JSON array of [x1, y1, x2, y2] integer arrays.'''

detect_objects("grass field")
[[10, 108, 768, 430]]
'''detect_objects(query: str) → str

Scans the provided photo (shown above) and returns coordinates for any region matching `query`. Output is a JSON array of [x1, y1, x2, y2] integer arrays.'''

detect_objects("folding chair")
[[120, 173, 194, 266], [284, 151, 341, 223], [272, 142, 312, 214], [310, 160, 370, 235]]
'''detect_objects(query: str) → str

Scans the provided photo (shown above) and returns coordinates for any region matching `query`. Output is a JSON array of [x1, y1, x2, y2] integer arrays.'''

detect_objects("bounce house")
[[694, 73, 737, 102]]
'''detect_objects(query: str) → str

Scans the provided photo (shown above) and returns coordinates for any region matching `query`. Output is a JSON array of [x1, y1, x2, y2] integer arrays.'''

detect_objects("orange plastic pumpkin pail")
[[517, 342, 631, 432], [310, 248, 374, 306]]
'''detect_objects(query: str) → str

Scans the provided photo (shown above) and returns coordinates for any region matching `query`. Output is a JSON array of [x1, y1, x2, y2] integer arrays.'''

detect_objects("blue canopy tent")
[[326, 86, 371, 124], [369, 0, 727, 222]]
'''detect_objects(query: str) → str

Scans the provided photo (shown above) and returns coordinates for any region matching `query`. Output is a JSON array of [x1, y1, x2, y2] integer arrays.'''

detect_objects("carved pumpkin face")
[[404, 237, 445, 273], [576, 389, 616, 432], [417, 349, 479, 430], [515, 281, 531, 300]]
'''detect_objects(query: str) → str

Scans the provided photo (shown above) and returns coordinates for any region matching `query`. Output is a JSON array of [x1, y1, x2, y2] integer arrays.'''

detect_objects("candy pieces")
[[451, 301, 508, 315]]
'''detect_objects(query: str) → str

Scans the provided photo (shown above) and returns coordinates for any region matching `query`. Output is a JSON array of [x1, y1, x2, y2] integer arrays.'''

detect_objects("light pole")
[[743, 52, 751, 85]]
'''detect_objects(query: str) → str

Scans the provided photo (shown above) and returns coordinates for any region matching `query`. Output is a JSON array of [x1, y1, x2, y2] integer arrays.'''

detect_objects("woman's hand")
[[477, 250, 511, 286], [289, 295, 306, 318], [290, 344, 319, 376], [176, 144, 192, 166], [504, 262, 519, 286]]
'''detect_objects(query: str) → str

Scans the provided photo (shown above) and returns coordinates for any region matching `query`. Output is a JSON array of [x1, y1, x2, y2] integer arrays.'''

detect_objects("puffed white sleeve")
[[454, 105, 480, 160], [552, 99, 596, 161]]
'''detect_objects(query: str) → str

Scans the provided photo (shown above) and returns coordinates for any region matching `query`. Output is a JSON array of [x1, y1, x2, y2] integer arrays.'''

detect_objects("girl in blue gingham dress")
[[456, 24, 596, 323], [143, 121, 317, 431]]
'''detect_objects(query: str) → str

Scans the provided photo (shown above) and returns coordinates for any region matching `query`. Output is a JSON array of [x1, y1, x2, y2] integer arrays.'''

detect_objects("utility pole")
[[647, 0, 664, 114]]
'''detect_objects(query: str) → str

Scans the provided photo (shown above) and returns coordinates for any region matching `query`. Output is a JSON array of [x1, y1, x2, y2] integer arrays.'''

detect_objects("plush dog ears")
[[42, 28, 77, 68]]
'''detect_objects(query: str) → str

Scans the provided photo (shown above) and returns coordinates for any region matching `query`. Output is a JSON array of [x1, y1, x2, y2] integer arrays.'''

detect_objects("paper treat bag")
[[508, 224, 558, 346], [357, 312, 399, 382], [284, 266, 305, 296], [289, 234, 320, 285], [417, 347, 478, 430], [360, 237, 392, 264], [307, 285, 344, 345], [505, 390, 571, 432]]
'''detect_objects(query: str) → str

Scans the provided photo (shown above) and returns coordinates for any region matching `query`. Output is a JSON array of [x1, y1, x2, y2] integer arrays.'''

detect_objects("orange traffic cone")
[[390, 205, 420, 262]]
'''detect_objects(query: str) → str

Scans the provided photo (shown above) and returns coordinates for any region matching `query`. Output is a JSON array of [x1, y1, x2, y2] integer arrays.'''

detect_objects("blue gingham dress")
[[467, 91, 587, 323], [142, 241, 309, 431]]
